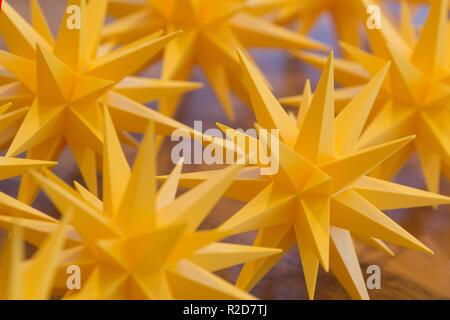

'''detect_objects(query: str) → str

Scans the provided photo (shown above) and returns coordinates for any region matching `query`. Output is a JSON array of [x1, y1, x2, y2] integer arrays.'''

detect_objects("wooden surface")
[[1, 0, 449, 300]]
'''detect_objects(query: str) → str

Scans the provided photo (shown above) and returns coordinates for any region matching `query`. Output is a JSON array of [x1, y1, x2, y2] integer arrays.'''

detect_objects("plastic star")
[[290, 0, 450, 193], [170, 51, 450, 300], [23, 110, 280, 300], [0, 0, 201, 200], [0, 223, 69, 300], [104, 0, 327, 119]]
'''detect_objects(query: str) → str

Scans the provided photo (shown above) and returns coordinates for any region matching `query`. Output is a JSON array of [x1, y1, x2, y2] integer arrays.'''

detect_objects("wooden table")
[[1, 0, 449, 300]]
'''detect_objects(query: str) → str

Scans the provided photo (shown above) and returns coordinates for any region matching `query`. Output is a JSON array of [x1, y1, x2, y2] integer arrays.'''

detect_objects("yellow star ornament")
[[104, 0, 327, 119], [170, 51, 450, 300], [24, 110, 281, 300], [289, 0, 450, 193], [0, 0, 201, 200]]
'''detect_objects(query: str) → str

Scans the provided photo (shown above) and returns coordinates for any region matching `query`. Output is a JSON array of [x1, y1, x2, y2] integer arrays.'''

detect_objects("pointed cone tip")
[[377, 61, 391, 77], [0, 102, 13, 110], [236, 49, 247, 67], [216, 122, 232, 133], [278, 96, 298, 105]]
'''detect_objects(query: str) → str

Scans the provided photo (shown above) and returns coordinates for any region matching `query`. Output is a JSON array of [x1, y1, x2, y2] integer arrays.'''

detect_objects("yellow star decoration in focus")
[[287, 0, 450, 193], [15, 110, 281, 300], [0, 0, 202, 201], [170, 51, 450, 300], [104, 0, 328, 119]]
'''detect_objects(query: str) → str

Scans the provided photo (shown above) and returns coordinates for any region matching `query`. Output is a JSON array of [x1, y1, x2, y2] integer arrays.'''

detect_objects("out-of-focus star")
[[104, 0, 328, 119], [288, 0, 450, 193], [249, 0, 381, 47]]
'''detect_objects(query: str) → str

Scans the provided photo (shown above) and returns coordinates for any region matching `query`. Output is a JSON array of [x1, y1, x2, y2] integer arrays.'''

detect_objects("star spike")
[[54, 0, 88, 70], [87, 31, 182, 82], [411, 0, 448, 75], [335, 62, 391, 155], [0, 156, 56, 180], [296, 197, 331, 272], [353, 176, 450, 210], [331, 189, 432, 254], [237, 49, 298, 146], [329, 227, 369, 300], [36, 44, 76, 102], [294, 52, 335, 164], [0, 50, 37, 91], [116, 121, 157, 236], [236, 224, 295, 292], [322, 135, 416, 193], [30, 0, 53, 45], [102, 107, 130, 218], [189, 242, 281, 272], [158, 163, 244, 233], [0, 1, 51, 59], [296, 79, 312, 128], [157, 159, 184, 210]]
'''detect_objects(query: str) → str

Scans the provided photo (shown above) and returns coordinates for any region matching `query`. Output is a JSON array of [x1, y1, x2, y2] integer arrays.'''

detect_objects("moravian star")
[[165, 50, 450, 299], [0, 0, 202, 201], [17, 109, 282, 299], [103, 0, 328, 119]]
